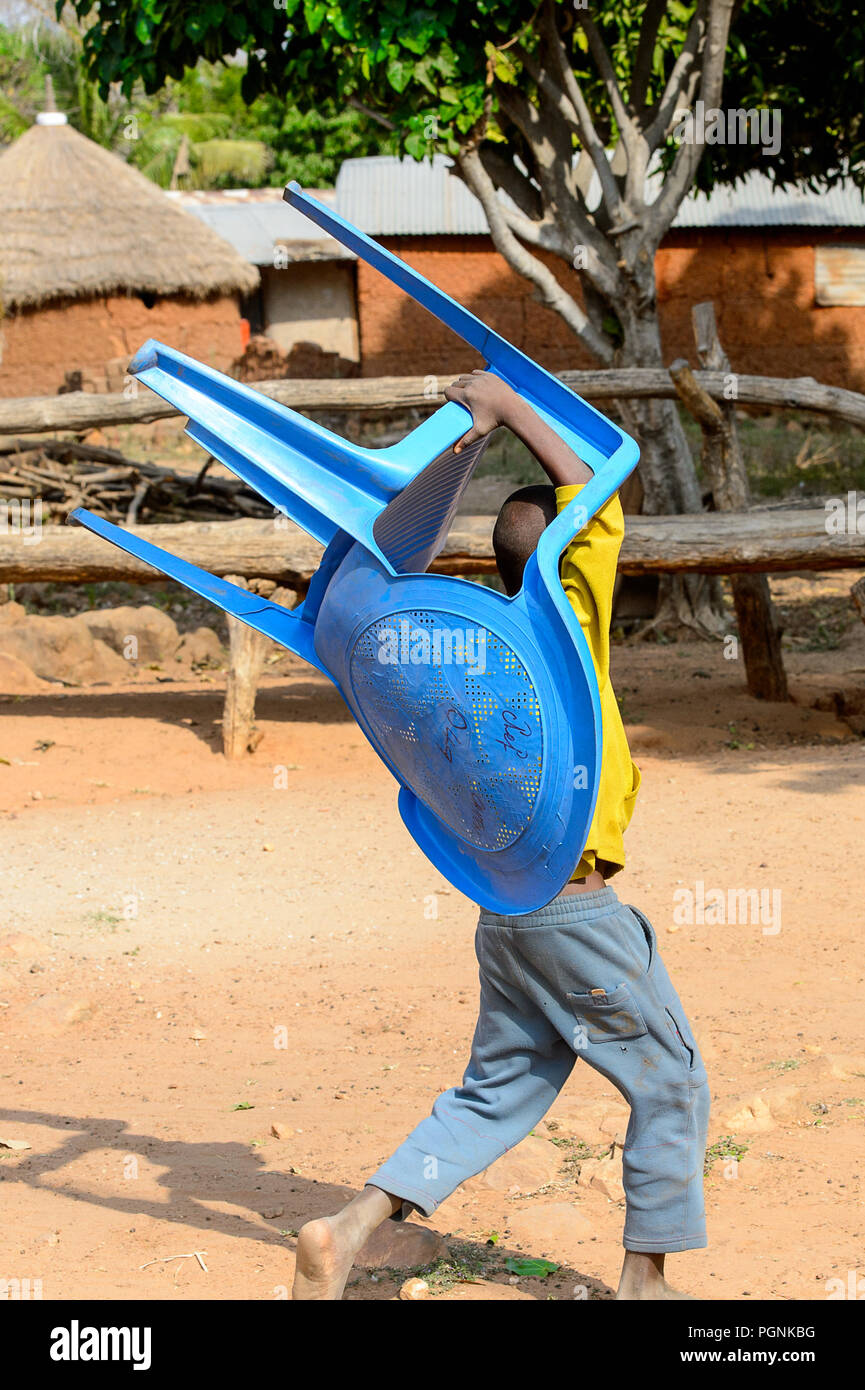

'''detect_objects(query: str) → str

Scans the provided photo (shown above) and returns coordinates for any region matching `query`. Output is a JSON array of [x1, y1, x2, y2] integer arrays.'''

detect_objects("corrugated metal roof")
[[168, 187, 354, 264], [336, 154, 496, 235], [164, 159, 865, 267], [670, 169, 865, 228], [335, 154, 865, 234]]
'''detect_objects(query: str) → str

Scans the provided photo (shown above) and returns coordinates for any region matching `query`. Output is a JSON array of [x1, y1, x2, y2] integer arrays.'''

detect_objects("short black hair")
[[492, 485, 557, 596]]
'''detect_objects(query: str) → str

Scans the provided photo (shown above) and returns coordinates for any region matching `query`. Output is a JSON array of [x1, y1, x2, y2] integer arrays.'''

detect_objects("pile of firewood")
[[0, 438, 274, 524]]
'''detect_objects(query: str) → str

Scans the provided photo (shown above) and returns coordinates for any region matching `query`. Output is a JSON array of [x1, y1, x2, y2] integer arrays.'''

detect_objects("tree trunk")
[[615, 286, 726, 636]]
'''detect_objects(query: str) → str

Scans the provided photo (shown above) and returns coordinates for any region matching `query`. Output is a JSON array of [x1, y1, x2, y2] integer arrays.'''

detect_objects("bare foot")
[[292, 1217, 356, 1301], [616, 1278, 695, 1300], [292, 1185, 404, 1301], [615, 1250, 696, 1301]]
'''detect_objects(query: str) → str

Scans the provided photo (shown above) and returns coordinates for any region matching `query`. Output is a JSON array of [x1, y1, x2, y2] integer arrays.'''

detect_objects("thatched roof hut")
[[0, 113, 259, 311], [0, 108, 259, 396]]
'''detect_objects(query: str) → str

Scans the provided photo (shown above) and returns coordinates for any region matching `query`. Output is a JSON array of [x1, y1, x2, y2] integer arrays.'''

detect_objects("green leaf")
[[399, 26, 436, 56], [484, 40, 518, 86], [504, 1257, 559, 1278], [386, 55, 414, 93], [330, 11, 355, 41], [304, 2, 328, 34], [404, 130, 427, 158]]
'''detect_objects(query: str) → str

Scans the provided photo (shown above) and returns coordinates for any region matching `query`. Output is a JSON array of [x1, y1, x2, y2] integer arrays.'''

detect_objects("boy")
[[293, 371, 710, 1301]]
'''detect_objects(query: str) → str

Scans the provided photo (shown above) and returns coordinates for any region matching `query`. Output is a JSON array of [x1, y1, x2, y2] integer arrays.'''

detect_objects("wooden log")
[[3, 439, 138, 467], [0, 510, 863, 586], [0, 441, 275, 525], [1, 366, 864, 435], [0, 376, 441, 434], [669, 358, 726, 435], [222, 576, 297, 758], [852, 575, 865, 623]]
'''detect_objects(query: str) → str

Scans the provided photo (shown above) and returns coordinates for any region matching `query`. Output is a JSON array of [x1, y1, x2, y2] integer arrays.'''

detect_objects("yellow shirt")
[[556, 484, 640, 879]]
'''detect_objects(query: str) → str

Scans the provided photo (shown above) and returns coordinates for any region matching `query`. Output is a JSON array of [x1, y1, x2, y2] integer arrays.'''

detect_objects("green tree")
[[0, 17, 127, 146], [1, 21, 394, 185], [116, 57, 396, 188]]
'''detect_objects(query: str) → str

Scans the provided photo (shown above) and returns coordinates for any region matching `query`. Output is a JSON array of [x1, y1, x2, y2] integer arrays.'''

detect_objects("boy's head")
[[493, 485, 557, 596]]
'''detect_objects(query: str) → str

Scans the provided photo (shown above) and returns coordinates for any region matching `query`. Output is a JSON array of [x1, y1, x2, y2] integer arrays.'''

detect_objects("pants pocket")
[[565, 983, 649, 1044], [664, 1006, 699, 1072], [625, 904, 656, 973]]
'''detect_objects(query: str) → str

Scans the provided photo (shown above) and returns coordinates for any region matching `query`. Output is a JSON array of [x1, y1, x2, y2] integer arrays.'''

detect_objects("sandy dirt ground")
[[1, 577, 863, 1303]]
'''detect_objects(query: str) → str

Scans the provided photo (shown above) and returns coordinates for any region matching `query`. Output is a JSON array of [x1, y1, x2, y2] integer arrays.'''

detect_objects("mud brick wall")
[[657, 230, 865, 391], [0, 292, 245, 397], [357, 230, 865, 392]]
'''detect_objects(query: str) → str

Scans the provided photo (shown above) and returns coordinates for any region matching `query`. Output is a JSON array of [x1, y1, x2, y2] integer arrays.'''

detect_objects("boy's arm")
[[444, 370, 593, 487], [445, 370, 623, 680]]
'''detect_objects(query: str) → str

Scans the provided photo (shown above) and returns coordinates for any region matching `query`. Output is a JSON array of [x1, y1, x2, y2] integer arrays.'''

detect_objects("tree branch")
[[457, 146, 616, 365], [493, 54, 624, 292], [509, 42, 604, 230], [347, 94, 396, 131], [578, 12, 639, 160], [645, 0, 735, 242], [539, 0, 628, 224], [630, 0, 669, 113], [513, 41, 581, 142], [642, 0, 709, 152], [496, 81, 574, 218], [476, 144, 542, 223]]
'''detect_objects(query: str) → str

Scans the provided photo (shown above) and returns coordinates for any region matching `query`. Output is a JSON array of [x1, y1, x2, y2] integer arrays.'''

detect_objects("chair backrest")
[[69, 181, 639, 913]]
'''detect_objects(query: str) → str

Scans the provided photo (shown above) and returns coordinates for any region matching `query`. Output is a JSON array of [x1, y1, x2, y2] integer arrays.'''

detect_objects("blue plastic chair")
[[69, 182, 638, 914]]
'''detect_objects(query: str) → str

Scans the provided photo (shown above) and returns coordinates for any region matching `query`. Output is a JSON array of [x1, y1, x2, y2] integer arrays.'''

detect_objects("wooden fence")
[[1, 335, 863, 753]]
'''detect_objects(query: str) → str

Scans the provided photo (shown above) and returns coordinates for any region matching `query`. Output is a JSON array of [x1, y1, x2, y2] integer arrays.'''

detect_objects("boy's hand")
[[445, 370, 521, 453], [446, 369, 593, 487]]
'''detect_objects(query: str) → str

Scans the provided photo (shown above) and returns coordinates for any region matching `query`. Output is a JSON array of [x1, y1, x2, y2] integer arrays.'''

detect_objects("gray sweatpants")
[[368, 886, 710, 1252]]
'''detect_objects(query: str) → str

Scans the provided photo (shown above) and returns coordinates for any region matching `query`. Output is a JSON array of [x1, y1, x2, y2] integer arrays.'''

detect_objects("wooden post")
[[676, 303, 789, 702], [222, 576, 297, 759]]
